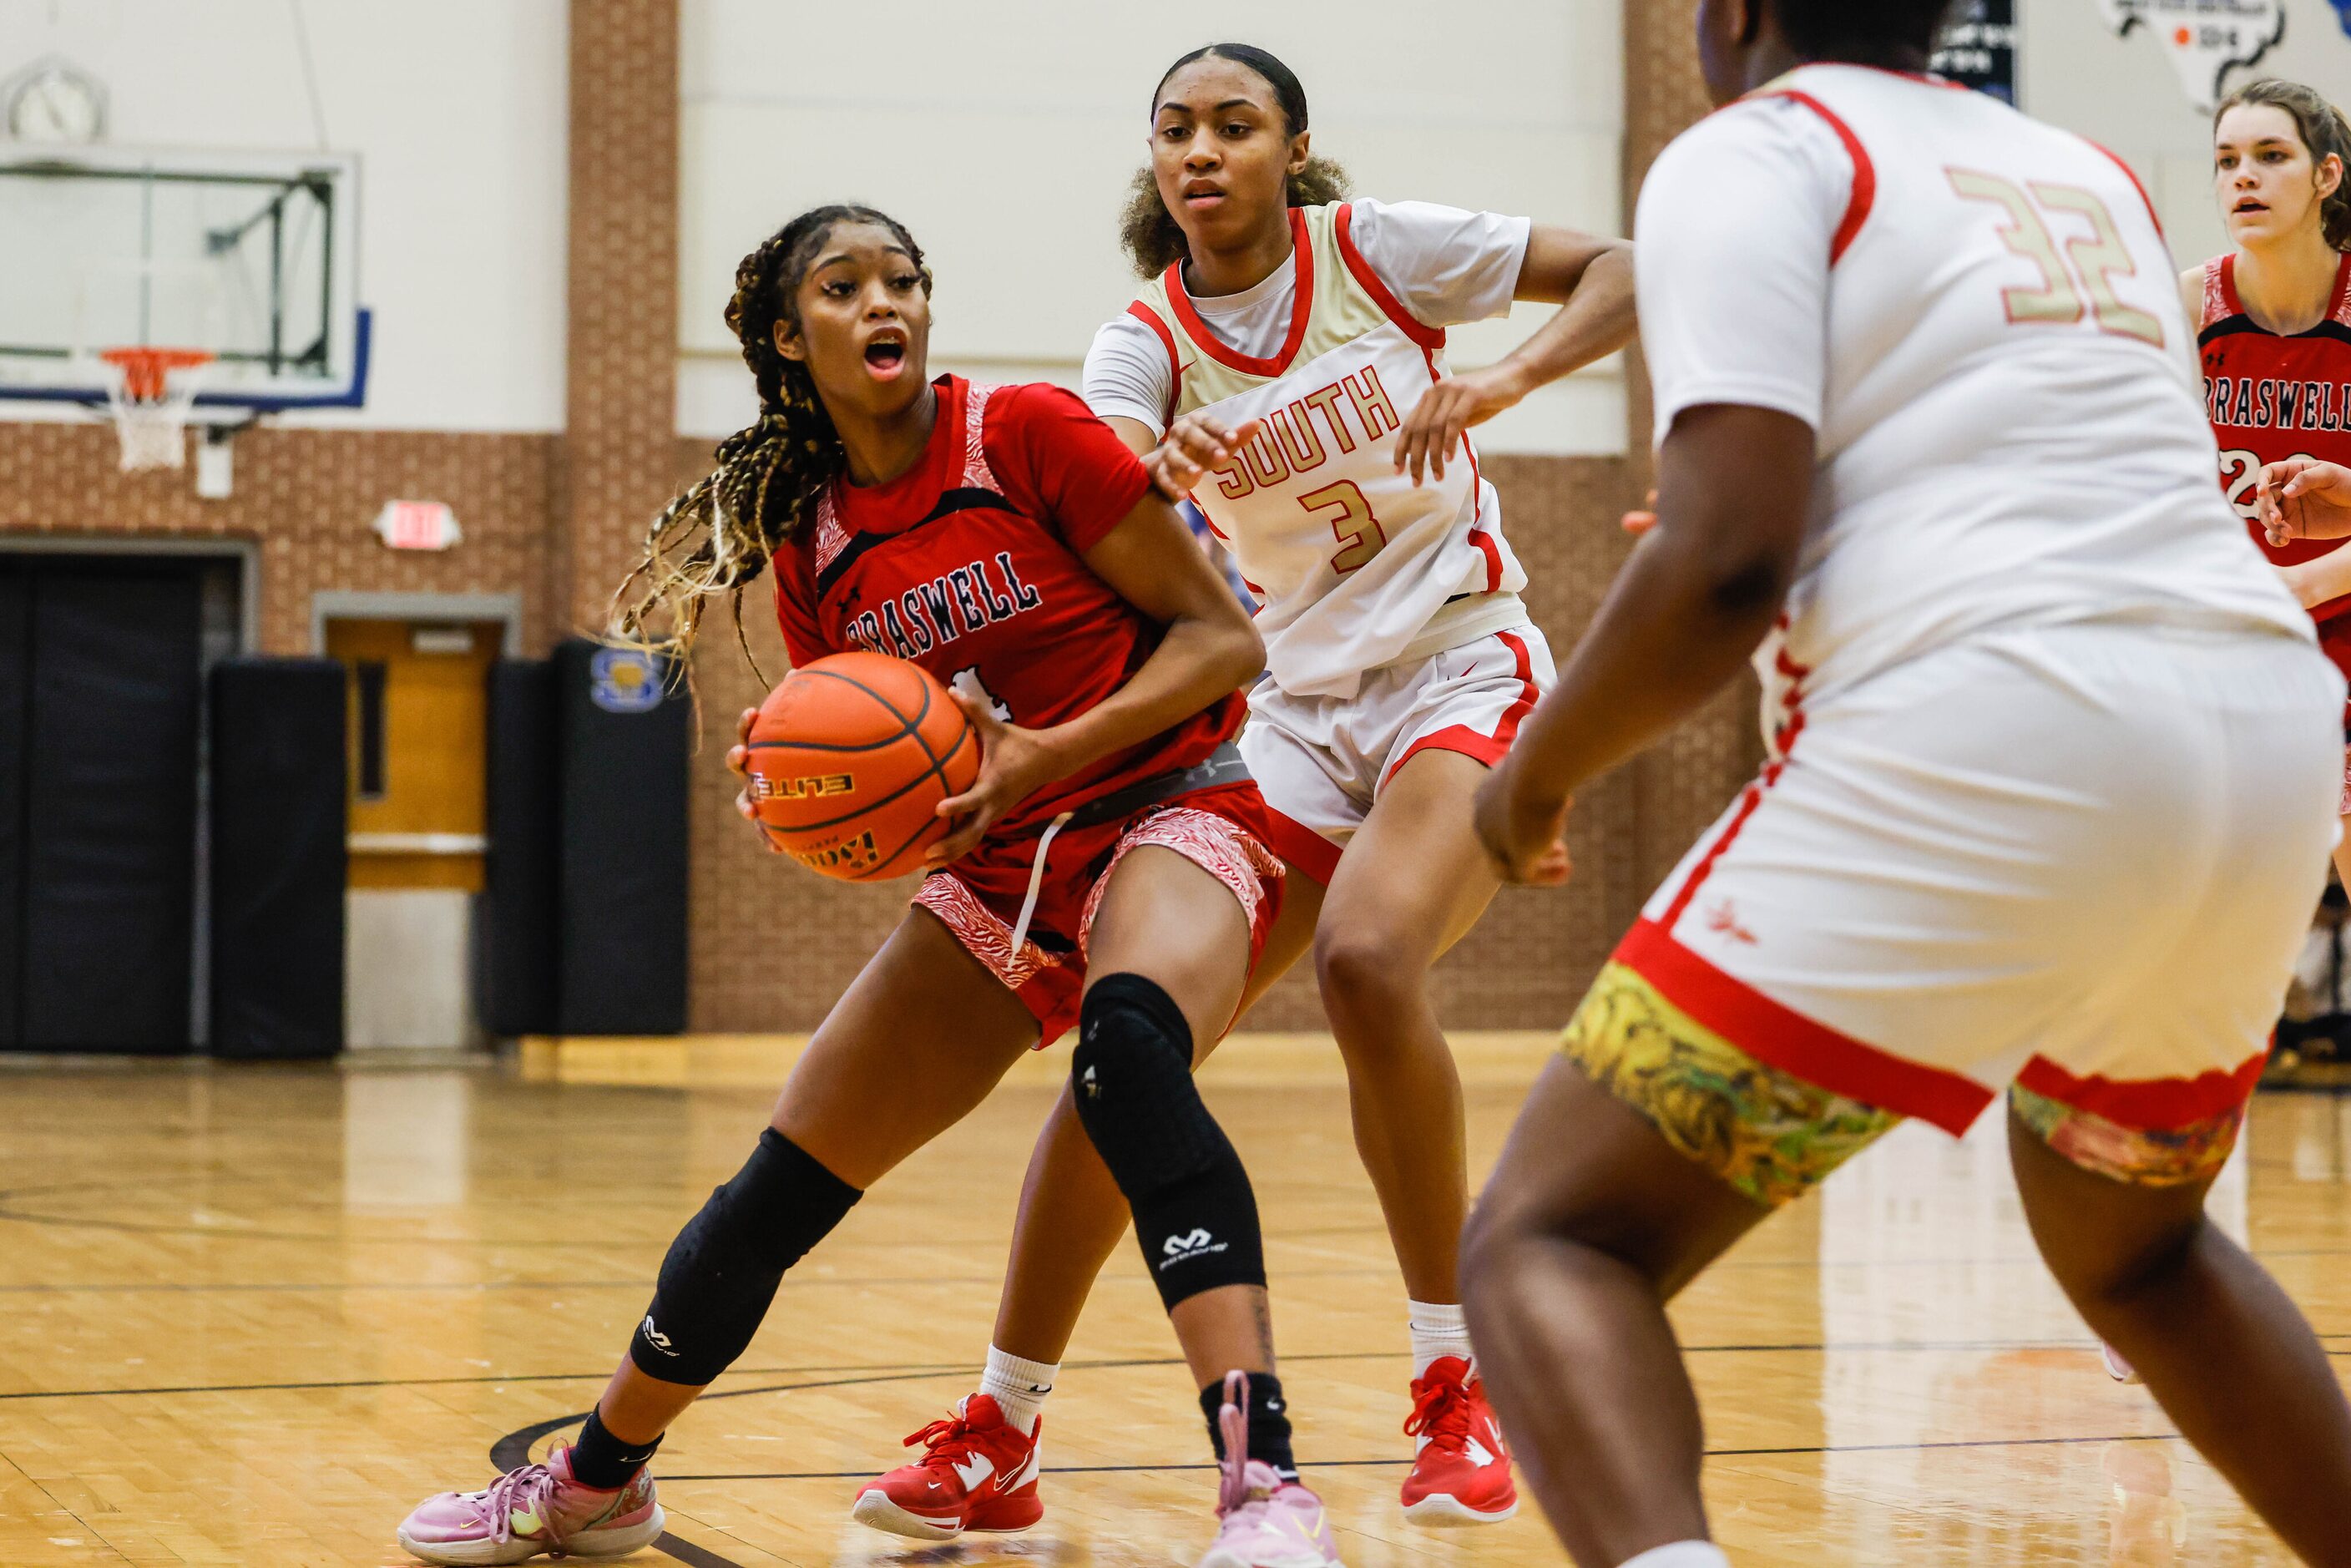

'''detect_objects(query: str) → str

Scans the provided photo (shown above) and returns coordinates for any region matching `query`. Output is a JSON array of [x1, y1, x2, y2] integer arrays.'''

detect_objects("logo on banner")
[[2336, 0, 2351, 38], [2098, 0, 2284, 113], [589, 647, 664, 714]]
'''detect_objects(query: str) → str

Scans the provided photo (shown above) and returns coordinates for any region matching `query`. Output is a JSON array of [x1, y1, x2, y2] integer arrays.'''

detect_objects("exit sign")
[[374, 500, 462, 551]]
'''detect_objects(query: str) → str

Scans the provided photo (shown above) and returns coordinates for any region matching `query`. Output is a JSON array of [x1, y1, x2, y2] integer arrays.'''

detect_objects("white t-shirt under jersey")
[[1636, 64, 2308, 711], [1084, 198, 1531, 435]]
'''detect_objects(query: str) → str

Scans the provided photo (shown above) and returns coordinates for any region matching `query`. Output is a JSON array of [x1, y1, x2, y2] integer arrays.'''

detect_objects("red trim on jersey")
[[1768, 89, 1876, 266], [1464, 440, 1500, 590], [1616, 919, 1997, 1138], [1469, 524, 1504, 591], [2084, 139, 2162, 238], [2014, 1051, 2268, 1132], [2329, 252, 2351, 326], [1126, 301, 1183, 427], [1382, 630, 1540, 785], [1164, 208, 1316, 377], [2218, 252, 2245, 319], [1258, 805, 1342, 886], [1334, 202, 1447, 353]]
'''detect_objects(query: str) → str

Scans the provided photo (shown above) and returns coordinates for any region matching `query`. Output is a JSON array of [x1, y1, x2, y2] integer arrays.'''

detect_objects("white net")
[[100, 350, 212, 472]]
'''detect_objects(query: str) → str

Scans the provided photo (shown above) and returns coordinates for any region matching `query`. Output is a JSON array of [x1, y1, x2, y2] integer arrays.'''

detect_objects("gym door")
[[326, 620, 499, 1047]]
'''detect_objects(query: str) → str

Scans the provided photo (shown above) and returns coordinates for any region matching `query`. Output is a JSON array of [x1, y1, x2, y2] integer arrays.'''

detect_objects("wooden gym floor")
[[2, 1036, 2346, 1566]]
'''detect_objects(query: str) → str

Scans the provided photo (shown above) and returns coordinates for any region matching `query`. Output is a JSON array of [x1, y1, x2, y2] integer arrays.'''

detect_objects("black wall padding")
[[478, 659, 560, 1035], [209, 659, 346, 1060], [17, 564, 202, 1051], [0, 569, 28, 1046], [553, 639, 688, 1034]]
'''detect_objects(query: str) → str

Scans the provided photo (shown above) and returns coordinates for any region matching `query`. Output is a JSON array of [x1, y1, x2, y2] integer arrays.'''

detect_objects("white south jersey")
[[1099, 203, 1532, 701], [1636, 65, 2310, 726]]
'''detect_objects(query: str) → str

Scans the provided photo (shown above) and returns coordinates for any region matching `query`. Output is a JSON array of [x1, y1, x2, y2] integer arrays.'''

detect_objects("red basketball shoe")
[[851, 1393, 1044, 1541], [1399, 1357, 1517, 1525]]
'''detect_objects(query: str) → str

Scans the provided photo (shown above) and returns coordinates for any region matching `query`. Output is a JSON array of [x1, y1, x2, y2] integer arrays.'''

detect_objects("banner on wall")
[[1934, 0, 2016, 103], [2098, 0, 2285, 113]]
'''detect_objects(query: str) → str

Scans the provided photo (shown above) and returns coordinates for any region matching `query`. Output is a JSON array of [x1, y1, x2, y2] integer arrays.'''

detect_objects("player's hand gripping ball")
[[742, 652, 980, 881]]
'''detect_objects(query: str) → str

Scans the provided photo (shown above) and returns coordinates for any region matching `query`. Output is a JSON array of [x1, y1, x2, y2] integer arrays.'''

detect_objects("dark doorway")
[[0, 554, 235, 1052]]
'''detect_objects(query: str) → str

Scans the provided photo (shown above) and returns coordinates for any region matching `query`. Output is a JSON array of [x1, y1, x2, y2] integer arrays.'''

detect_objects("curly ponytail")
[[615, 205, 932, 671], [1120, 43, 1352, 279], [2217, 78, 2351, 252]]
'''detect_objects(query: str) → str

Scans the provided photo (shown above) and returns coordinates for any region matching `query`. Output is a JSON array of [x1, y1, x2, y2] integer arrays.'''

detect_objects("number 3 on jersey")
[[1947, 169, 2165, 347], [1300, 480, 1389, 574]]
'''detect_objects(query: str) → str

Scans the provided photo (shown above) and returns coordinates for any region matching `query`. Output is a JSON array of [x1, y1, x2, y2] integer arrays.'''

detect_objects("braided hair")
[[615, 204, 933, 672], [2217, 79, 2351, 252], [1120, 43, 1352, 279]]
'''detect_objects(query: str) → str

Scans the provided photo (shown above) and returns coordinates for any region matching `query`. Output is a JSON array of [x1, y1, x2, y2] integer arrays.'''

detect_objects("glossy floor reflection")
[[0, 1044, 2343, 1565]]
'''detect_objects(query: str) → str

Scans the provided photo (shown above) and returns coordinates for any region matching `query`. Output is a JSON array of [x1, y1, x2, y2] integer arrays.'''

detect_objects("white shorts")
[[1626, 620, 2343, 1139], [1241, 626, 1555, 883]]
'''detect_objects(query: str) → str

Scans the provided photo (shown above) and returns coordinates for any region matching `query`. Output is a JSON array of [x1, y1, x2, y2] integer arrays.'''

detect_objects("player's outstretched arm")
[[927, 493, 1264, 862], [1393, 228, 1636, 486], [2258, 458, 2351, 544], [1473, 402, 1814, 883]]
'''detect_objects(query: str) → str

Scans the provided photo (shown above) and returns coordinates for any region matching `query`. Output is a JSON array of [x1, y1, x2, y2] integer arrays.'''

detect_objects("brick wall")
[[558, 0, 680, 638], [0, 422, 558, 654]]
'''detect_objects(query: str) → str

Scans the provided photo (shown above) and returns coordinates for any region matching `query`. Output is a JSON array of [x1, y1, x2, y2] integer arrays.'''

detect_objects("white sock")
[[977, 1346, 1058, 1436], [1408, 1299, 1474, 1378], [1619, 1544, 1731, 1568]]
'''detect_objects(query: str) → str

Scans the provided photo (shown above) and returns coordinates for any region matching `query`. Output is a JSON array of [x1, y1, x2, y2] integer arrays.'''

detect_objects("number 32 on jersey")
[[1948, 169, 2165, 347]]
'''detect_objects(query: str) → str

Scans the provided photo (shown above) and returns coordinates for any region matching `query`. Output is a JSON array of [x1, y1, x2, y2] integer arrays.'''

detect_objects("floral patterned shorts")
[[1563, 959, 2247, 1208]]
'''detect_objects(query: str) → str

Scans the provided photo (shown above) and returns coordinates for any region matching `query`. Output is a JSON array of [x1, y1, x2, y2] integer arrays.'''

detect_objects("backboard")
[[0, 145, 367, 423]]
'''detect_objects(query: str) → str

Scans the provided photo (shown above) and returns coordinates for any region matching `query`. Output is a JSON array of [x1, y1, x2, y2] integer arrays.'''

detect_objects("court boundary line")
[[23, 1336, 2343, 1405]]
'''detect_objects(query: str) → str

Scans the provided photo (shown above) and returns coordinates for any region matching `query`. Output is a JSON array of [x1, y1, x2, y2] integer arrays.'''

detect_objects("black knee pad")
[[1071, 973, 1267, 1311], [629, 1128, 861, 1385]]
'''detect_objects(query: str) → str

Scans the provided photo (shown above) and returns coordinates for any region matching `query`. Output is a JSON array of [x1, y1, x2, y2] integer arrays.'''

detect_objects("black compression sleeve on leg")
[[1070, 973, 1267, 1311], [628, 1127, 862, 1385]]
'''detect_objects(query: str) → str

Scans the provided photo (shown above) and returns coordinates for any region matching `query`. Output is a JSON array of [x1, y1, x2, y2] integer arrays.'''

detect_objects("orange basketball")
[[744, 652, 980, 883]]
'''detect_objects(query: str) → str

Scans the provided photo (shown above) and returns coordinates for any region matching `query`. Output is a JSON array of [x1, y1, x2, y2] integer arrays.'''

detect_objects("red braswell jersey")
[[772, 375, 1244, 839], [2199, 252, 2351, 687]]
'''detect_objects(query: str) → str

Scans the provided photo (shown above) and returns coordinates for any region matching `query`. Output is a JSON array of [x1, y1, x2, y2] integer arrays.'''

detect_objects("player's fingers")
[[735, 787, 757, 822], [736, 707, 758, 746], [934, 779, 993, 820], [949, 688, 1006, 743], [1399, 421, 1429, 486], [725, 741, 751, 776]]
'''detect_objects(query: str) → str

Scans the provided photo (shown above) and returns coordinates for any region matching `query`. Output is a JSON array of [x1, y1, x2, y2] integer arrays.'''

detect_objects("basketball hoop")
[[98, 347, 215, 472]]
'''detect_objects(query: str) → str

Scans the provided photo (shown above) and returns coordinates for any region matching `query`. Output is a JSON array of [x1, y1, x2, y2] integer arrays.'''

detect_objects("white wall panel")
[[2021, 1, 2351, 276], [680, 0, 1626, 453]]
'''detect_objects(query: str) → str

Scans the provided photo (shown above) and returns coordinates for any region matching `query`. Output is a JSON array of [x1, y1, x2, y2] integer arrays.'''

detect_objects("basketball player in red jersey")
[[395, 205, 1345, 1568], [2078, 78, 2351, 1396], [2190, 78, 2351, 888]]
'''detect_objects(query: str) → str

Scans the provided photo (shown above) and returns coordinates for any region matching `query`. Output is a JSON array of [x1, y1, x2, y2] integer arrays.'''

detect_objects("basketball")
[[745, 651, 979, 882]]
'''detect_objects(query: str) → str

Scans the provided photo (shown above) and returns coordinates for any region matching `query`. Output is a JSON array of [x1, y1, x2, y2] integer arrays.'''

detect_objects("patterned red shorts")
[[912, 781, 1286, 1046]]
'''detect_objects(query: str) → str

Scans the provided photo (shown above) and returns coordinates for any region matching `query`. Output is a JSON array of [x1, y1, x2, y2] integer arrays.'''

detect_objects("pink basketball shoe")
[[1198, 1372, 1342, 1568], [395, 1443, 664, 1565]]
